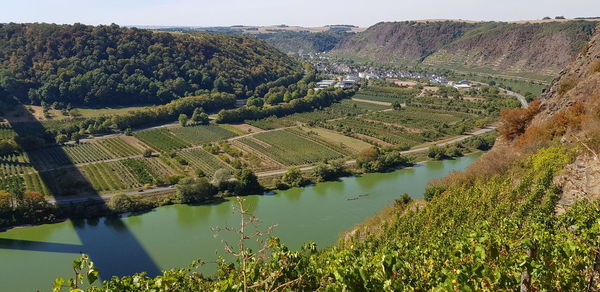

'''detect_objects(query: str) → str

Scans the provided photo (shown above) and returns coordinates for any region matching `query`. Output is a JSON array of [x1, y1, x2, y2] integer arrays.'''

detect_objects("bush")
[[557, 78, 578, 96], [424, 185, 446, 201], [176, 177, 217, 204], [107, 194, 138, 213]]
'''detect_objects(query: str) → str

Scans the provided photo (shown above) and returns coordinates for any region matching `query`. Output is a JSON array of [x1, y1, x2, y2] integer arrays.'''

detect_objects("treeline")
[[0, 23, 302, 106], [111, 92, 235, 130], [216, 88, 354, 123]]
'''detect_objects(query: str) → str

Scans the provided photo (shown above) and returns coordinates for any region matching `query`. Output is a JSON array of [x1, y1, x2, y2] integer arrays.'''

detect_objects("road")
[[501, 88, 529, 108], [47, 186, 175, 204]]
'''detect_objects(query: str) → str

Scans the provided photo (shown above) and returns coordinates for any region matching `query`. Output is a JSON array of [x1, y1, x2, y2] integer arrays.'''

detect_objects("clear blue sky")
[[2, 0, 600, 27]]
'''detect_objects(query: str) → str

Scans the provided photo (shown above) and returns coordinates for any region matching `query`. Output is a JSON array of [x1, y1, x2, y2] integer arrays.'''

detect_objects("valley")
[[0, 9, 599, 291]]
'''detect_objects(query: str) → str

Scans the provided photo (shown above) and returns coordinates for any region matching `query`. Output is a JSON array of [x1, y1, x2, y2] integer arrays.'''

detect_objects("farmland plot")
[[178, 149, 231, 175], [134, 129, 190, 151], [95, 137, 141, 157], [170, 125, 237, 145], [238, 130, 345, 166]]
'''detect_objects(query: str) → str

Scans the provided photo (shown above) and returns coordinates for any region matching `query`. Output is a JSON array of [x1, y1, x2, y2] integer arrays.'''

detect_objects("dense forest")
[[0, 23, 303, 106]]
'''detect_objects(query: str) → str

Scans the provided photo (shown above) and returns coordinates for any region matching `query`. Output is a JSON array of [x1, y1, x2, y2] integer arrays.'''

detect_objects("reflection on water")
[[0, 153, 483, 291]]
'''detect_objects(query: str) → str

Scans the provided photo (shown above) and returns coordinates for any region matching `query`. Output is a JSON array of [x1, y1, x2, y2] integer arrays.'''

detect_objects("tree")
[[71, 132, 80, 143], [427, 145, 448, 160], [176, 177, 217, 203], [124, 128, 133, 136], [392, 101, 403, 110], [212, 168, 232, 187], [55, 134, 69, 144], [235, 168, 262, 195], [107, 194, 138, 213], [279, 167, 308, 188], [191, 108, 209, 125], [179, 114, 189, 127]]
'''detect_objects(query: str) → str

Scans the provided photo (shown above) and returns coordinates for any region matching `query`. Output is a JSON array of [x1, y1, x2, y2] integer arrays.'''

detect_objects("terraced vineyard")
[[178, 149, 231, 175], [134, 129, 190, 151], [170, 125, 237, 145], [238, 130, 345, 166]]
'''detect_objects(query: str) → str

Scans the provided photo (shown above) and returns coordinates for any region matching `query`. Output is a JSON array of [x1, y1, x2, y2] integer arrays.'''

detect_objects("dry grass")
[[591, 61, 600, 74], [557, 78, 579, 96]]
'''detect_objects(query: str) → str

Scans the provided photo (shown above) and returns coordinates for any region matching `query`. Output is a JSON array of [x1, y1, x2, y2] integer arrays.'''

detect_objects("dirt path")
[[351, 98, 392, 106]]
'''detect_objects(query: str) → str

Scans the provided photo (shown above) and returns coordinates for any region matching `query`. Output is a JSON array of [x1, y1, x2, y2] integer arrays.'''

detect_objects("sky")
[[2, 0, 600, 28]]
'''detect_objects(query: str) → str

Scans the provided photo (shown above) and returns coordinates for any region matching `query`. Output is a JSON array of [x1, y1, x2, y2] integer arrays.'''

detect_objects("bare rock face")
[[554, 154, 600, 215]]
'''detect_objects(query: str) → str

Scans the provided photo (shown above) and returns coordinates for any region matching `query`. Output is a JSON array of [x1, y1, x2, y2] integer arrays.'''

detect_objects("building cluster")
[[315, 75, 360, 91], [314, 61, 479, 90]]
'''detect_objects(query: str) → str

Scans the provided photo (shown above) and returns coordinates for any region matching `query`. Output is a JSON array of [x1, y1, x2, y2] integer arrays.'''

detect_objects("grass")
[[73, 105, 150, 118]]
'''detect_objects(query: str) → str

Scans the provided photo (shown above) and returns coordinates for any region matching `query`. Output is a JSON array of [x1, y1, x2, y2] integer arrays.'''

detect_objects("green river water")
[[0, 153, 482, 291]]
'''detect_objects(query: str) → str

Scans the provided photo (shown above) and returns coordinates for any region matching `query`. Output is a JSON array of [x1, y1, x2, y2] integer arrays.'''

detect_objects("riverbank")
[[0, 153, 483, 291]]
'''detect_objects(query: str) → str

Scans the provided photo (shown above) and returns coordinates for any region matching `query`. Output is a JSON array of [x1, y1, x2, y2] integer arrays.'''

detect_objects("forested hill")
[[0, 23, 302, 106], [332, 20, 598, 78]]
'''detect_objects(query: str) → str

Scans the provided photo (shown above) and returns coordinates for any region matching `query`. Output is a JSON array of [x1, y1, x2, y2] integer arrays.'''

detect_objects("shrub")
[[499, 100, 540, 140], [557, 78, 578, 96], [107, 194, 138, 213], [424, 185, 446, 201], [591, 61, 600, 74]]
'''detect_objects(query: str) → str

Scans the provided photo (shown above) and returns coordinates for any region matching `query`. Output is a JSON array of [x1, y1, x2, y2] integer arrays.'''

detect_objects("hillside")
[[332, 21, 598, 79], [51, 25, 600, 291], [0, 23, 302, 106]]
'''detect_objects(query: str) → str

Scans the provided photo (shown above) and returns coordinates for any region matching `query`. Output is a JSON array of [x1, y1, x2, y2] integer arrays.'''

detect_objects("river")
[[0, 153, 482, 291]]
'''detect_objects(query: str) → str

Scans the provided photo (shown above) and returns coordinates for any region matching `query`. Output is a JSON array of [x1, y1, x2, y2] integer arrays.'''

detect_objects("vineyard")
[[352, 86, 419, 103], [27, 143, 113, 169], [247, 99, 388, 129], [170, 125, 237, 145], [95, 137, 141, 157], [238, 130, 345, 165], [177, 149, 231, 175], [134, 129, 190, 151], [324, 118, 428, 146], [0, 125, 16, 139], [364, 107, 475, 130]]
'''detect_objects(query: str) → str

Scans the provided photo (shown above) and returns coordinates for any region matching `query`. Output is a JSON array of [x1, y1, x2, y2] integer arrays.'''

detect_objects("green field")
[[27, 143, 113, 169], [238, 130, 345, 166]]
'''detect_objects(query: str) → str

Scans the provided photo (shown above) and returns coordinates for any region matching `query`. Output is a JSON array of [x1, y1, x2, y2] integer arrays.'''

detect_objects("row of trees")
[[216, 89, 354, 123]]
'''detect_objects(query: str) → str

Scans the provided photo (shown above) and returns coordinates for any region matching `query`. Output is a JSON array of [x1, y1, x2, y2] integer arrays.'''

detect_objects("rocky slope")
[[332, 20, 597, 78], [531, 23, 600, 213]]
